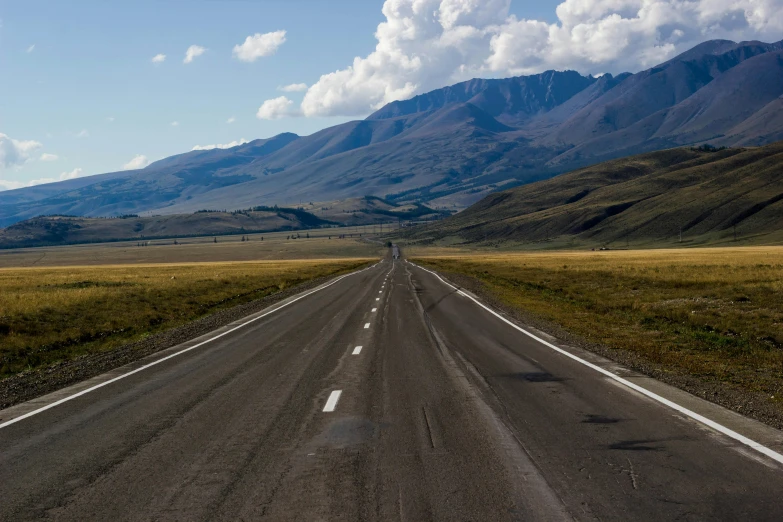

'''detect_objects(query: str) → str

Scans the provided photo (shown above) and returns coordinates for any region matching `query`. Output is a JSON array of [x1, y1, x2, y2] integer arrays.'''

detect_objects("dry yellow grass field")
[[414, 247, 783, 404], [0, 232, 382, 268], [0, 257, 373, 377]]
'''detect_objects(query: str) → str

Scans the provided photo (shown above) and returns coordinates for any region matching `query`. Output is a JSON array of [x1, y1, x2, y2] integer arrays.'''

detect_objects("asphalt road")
[[1, 254, 783, 521]]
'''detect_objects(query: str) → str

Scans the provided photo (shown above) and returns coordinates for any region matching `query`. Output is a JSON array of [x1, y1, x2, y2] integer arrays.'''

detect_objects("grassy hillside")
[[0, 208, 329, 249], [304, 196, 448, 224], [403, 142, 783, 248], [0, 197, 439, 249]]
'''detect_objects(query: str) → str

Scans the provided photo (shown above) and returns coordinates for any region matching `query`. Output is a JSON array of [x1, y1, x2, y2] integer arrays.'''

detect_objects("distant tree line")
[[691, 144, 728, 153]]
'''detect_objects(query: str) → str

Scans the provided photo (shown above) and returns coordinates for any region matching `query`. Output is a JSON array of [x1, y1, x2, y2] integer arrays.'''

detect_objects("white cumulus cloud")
[[151, 53, 166, 63], [122, 155, 150, 170], [279, 83, 308, 92], [191, 139, 249, 151], [276, 0, 783, 118], [40, 153, 58, 162], [0, 133, 43, 169], [256, 96, 298, 119], [170, 121, 180, 127], [233, 30, 287, 62], [27, 44, 35, 53], [226, 116, 236, 124], [75, 129, 89, 138], [184, 45, 206, 64]]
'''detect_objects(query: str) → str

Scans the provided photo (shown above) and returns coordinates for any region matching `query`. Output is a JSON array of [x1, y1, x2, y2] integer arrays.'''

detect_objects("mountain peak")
[[662, 38, 783, 67], [367, 70, 596, 121]]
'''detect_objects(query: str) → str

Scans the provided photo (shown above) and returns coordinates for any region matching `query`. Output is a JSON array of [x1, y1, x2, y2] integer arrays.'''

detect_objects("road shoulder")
[[409, 262, 783, 463]]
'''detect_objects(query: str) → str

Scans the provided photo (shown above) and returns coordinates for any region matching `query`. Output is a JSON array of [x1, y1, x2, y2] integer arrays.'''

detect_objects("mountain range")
[[2, 38, 783, 228]]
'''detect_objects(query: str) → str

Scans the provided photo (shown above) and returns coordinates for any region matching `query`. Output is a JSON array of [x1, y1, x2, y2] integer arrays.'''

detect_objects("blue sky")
[[1, 0, 385, 187], [1, 0, 778, 190]]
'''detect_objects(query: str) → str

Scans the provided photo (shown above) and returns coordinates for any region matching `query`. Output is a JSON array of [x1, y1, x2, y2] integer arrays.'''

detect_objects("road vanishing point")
[[1, 251, 783, 520]]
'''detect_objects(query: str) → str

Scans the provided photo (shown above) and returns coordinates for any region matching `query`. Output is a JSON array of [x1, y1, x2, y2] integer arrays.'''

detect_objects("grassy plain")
[[0, 235, 383, 378], [413, 247, 783, 403], [0, 257, 373, 377]]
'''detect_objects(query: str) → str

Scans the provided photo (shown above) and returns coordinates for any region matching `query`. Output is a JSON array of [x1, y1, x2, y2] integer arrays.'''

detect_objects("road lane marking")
[[352, 346, 363, 355], [364, 323, 371, 329], [410, 262, 783, 466], [323, 390, 342, 412], [379, 291, 382, 293], [0, 261, 385, 430], [372, 308, 377, 312], [376, 298, 380, 301]]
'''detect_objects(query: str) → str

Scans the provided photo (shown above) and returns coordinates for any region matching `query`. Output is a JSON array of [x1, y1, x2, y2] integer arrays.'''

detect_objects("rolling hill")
[[3, 38, 783, 227], [0, 197, 443, 249], [401, 141, 783, 248]]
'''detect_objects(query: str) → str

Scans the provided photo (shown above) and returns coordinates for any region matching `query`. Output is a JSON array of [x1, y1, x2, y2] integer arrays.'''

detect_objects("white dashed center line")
[[364, 323, 371, 329], [372, 308, 377, 312], [323, 390, 342, 412], [352, 346, 363, 355], [376, 298, 380, 301]]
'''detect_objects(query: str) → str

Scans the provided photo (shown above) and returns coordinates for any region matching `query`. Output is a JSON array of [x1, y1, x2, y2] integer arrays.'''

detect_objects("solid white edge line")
[[352, 346, 363, 355], [409, 262, 783, 466], [323, 390, 342, 412], [0, 260, 385, 430]]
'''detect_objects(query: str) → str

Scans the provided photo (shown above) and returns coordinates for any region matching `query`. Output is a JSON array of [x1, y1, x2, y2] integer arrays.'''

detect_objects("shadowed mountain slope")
[[402, 141, 783, 247]]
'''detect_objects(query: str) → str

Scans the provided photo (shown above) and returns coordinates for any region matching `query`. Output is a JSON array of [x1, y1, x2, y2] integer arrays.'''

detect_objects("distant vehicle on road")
[[391, 244, 400, 259]]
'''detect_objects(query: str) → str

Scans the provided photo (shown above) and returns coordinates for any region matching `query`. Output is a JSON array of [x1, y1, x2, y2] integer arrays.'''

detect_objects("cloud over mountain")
[[122, 155, 150, 170], [58, 168, 83, 181], [192, 139, 249, 151], [256, 0, 783, 118]]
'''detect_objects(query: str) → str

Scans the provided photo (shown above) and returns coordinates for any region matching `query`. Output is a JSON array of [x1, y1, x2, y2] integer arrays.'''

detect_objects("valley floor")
[[0, 229, 381, 268]]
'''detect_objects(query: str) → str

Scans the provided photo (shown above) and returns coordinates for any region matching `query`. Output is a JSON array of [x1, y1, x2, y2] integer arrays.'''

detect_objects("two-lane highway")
[[1, 254, 783, 520]]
